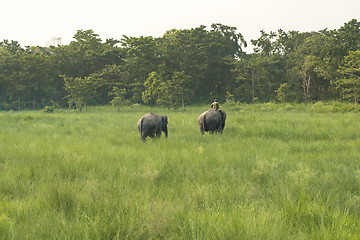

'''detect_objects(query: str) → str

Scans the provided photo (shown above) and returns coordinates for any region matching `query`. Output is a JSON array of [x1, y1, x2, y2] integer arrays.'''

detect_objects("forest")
[[0, 19, 360, 111]]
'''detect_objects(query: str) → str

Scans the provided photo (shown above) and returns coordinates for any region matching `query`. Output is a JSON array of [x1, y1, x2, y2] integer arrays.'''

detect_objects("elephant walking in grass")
[[198, 109, 227, 134], [137, 113, 168, 141]]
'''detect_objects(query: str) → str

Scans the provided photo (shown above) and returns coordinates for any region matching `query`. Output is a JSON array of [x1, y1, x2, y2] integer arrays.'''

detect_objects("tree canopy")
[[1, 20, 360, 110]]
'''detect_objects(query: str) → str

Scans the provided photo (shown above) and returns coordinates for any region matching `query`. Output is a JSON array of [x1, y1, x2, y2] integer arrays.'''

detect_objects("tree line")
[[1, 20, 360, 111]]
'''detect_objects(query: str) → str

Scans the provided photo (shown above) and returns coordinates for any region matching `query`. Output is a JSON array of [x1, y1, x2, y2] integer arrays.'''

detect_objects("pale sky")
[[1, 0, 360, 51]]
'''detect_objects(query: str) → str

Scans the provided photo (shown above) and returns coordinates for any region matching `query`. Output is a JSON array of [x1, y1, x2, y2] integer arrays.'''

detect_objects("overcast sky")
[[1, 0, 360, 51]]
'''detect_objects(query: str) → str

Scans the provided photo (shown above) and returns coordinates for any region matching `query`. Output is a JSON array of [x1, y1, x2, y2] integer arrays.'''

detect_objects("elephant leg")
[[140, 132, 146, 141], [199, 124, 204, 135], [156, 130, 161, 138], [199, 125, 204, 134]]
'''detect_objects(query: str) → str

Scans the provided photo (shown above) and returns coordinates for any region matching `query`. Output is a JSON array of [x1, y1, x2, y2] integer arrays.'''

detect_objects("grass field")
[[1, 103, 360, 239]]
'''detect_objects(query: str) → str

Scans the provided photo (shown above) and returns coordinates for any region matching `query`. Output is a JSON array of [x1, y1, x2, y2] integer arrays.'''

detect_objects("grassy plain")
[[1, 103, 360, 239]]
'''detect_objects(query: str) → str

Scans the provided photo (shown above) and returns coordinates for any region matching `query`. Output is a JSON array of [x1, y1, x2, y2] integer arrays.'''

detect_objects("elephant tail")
[[138, 117, 144, 137], [198, 116, 205, 134]]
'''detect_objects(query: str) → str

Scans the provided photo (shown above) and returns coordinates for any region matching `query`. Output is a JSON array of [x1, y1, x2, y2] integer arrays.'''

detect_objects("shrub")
[[311, 101, 356, 113], [43, 105, 54, 113]]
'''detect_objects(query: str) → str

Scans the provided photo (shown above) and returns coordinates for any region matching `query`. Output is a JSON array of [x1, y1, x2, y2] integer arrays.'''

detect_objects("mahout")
[[137, 113, 168, 141], [198, 109, 227, 135]]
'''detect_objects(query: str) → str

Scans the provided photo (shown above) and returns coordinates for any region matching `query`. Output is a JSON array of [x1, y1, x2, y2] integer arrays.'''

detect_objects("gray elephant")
[[198, 109, 227, 134], [137, 113, 168, 141]]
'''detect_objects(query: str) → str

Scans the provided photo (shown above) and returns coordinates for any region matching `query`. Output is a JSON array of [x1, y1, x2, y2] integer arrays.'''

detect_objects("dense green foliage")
[[1, 103, 360, 239], [1, 20, 360, 110]]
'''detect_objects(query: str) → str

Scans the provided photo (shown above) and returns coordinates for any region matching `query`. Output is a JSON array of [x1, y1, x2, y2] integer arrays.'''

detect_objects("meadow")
[[1, 103, 360, 239]]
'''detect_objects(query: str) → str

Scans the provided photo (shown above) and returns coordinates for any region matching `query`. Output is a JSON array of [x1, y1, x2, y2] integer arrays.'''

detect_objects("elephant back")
[[199, 109, 222, 132], [140, 113, 162, 128], [138, 112, 168, 140]]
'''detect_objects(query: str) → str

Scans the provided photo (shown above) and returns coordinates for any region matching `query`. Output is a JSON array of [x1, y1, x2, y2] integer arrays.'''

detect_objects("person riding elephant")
[[137, 113, 168, 141], [211, 99, 219, 110], [198, 109, 227, 134]]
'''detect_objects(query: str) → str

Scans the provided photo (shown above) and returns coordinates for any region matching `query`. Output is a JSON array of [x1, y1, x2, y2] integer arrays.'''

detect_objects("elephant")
[[198, 109, 227, 134], [137, 113, 168, 141]]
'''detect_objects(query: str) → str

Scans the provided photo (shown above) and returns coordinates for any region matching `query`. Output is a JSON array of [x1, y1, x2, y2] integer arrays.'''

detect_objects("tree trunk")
[[251, 69, 255, 103], [306, 75, 310, 106], [1, 88, 5, 105], [301, 66, 311, 106], [268, 79, 272, 101], [354, 91, 358, 110], [33, 98, 36, 110]]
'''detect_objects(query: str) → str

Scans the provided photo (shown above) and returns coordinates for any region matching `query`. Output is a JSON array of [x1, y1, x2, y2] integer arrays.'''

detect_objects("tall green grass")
[[1, 103, 360, 239]]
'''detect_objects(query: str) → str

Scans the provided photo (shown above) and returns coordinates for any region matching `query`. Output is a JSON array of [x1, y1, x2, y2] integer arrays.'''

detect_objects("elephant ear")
[[162, 116, 168, 125], [219, 110, 227, 120]]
